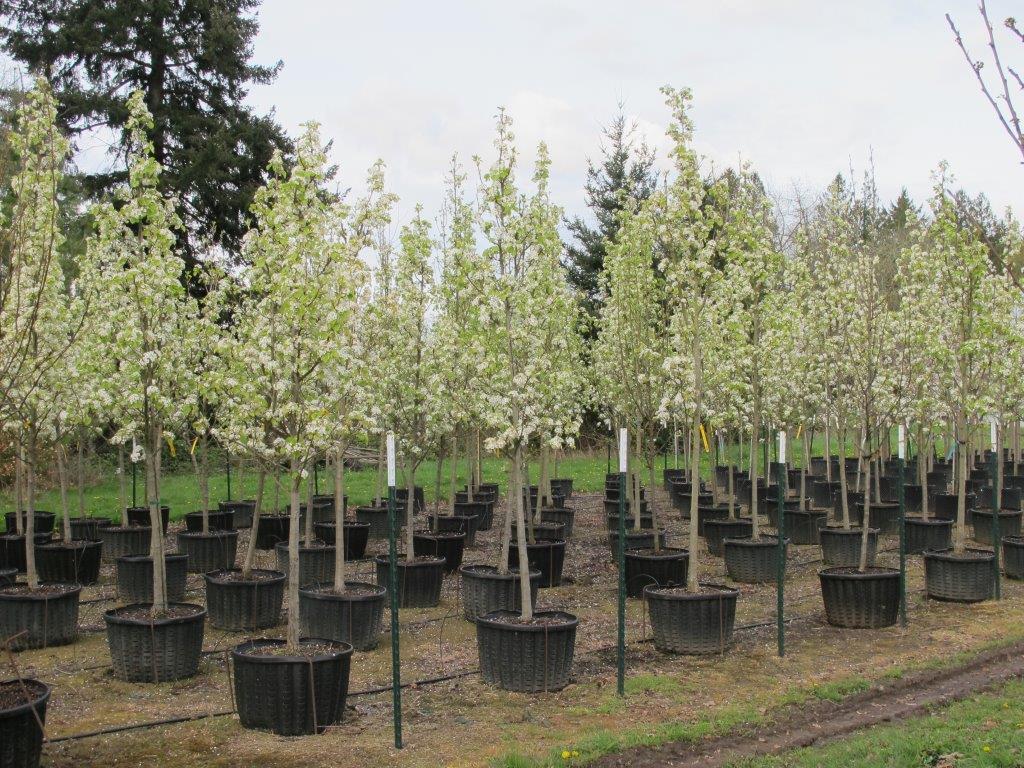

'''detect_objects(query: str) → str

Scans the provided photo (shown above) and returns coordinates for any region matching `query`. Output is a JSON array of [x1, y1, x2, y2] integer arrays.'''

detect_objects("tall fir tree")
[[564, 113, 656, 327], [0, 0, 290, 271]]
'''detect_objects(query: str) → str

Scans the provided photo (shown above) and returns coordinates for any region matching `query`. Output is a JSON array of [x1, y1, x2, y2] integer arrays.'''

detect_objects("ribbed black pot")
[[35, 540, 102, 585], [905, 517, 953, 555], [540, 507, 575, 539], [766, 499, 805, 528], [427, 514, 479, 547], [125, 506, 170, 534], [1003, 536, 1024, 579], [783, 509, 828, 545], [695, 505, 731, 536], [477, 482, 500, 498], [412, 530, 466, 573], [299, 582, 387, 651], [183, 510, 235, 532], [971, 509, 1023, 546], [933, 493, 976, 521], [673, 493, 714, 517], [607, 529, 668, 554], [811, 480, 841, 509], [395, 486, 425, 513], [510, 521, 566, 543], [99, 526, 151, 561], [645, 584, 739, 655], [605, 486, 645, 502], [203, 569, 285, 631], [507, 539, 567, 588], [68, 517, 108, 541], [723, 535, 788, 584], [0, 679, 50, 768], [374, 555, 446, 608], [868, 502, 901, 535], [606, 513, 654, 531], [833, 491, 865, 524], [254, 514, 290, 550], [819, 527, 877, 568], [3, 511, 55, 535], [923, 548, 995, 602], [453, 500, 490, 533], [177, 530, 238, 574], [0, 533, 51, 573], [274, 542, 335, 588], [459, 565, 541, 621], [603, 498, 649, 517], [819, 567, 900, 628], [0, 584, 81, 650], [476, 610, 578, 692], [104, 603, 206, 682], [904, 484, 923, 513], [233, 638, 353, 735], [313, 522, 370, 560], [623, 547, 689, 598], [0, 568, 14, 587], [115, 554, 188, 604], [355, 505, 391, 539], [703, 518, 752, 556], [298, 501, 335, 527], [550, 478, 574, 499], [219, 500, 255, 528]]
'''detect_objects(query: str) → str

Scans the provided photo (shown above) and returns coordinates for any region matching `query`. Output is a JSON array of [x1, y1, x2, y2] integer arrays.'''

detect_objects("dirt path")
[[591, 640, 1024, 767]]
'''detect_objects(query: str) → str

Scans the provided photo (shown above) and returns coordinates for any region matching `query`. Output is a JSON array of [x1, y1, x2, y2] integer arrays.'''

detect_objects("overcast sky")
[[248, 2, 1019, 229]]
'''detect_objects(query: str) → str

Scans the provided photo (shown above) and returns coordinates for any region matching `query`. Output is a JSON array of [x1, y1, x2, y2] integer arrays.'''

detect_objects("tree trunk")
[[241, 469, 266, 579], [24, 434, 38, 590], [374, 438, 384, 506], [448, 433, 458, 515], [954, 411, 968, 555], [56, 440, 71, 541], [304, 460, 315, 546], [646, 434, 660, 552], [687, 412, 701, 591], [76, 435, 85, 518], [405, 464, 416, 559], [523, 455, 535, 544], [333, 443, 347, 591], [512, 443, 533, 619], [838, 426, 851, 530], [13, 445, 24, 534], [497, 456, 514, 575], [858, 450, 873, 572], [148, 424, 168, 614], [286, 458, 302, 648], [117, 443, 127, 521]]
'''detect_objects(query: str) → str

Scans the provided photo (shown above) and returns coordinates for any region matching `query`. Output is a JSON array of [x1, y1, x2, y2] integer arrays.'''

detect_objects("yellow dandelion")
[[983, 746, 991, 753], [561, 751, 571, 760]]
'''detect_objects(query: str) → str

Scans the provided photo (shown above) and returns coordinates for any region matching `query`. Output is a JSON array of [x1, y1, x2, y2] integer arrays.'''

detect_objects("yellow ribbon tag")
[[167, 437, 176, 458], [190, 436, 199, 455], [796, 425, 803, 439], [699, 424, 710, 453]]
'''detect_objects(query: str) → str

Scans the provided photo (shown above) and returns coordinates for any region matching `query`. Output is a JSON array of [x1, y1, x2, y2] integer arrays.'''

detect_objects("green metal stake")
[[990, 449, 1001, 600], [898, 455, 907, 628], [616, 447, 627, 697], [226, 452, 232, 501], [775, 433, 786, 658], [387, 482, 402, 748]]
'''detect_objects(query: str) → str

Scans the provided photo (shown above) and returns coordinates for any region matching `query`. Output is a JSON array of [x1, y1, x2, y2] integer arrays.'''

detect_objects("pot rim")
[[476, 608, 579, 631], [0, 583, 82, 600], [103, 602, 206, 626], [116, 553, 188, 564], [622, 546, 689, 560], [231, 636, 353, 663], [722, 535, 788, 548], [818, 566, 900, 580], [922, 547, 996, 562], [299, 581, 386, 601], [204, 568, 286, 585], [177, 529, 239, 541], [0, 678, 50, 717], [458, 563, 541, 580], [643, 582, 739, 600], [373, 554, 446, 568]]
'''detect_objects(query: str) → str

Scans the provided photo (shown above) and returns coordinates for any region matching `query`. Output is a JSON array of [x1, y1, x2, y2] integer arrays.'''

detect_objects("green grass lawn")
[[728, 679, 1024, 768]]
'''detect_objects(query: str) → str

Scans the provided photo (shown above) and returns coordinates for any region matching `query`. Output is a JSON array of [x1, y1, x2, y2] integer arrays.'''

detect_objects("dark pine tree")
[[0, 0, 291, 271], [564, 113, 657, 329]]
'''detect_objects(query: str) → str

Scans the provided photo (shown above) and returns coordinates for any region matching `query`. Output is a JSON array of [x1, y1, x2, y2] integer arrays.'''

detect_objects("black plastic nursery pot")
[[607, 528, 668, 554], [203, 569, 286, 631], [605, 485, 645, 502], [183, 509, 235, 533], [412, 530, 466, 573], [354, 505, 391, 539], [454, 499, 492, 529], [104, 603, 206, 682], [810, 480, 841, 509], [427, 514, 479, 547], [903, 484, 923, 513], [818, 527, 878, 568], [971, 509, 1023, 546], [298, 500, 335, 527], [254, 514, 290, 550], [68, 517, 108, 541], [177, 529, 238, 574], [3, 511, 55, 535], [313, 521, 370, 560], [374, 555, 446, 608], [818, 567, 900, 628], [702, 517, 752, 556], [510, 521, 566, 543], [0, 533, 51, 573], [459, 565, 541, 621], [507, 538, 567, 588], [0, 568, 14, 587], [550, 478, 574, 499], [644, 583, 739, 655], [125, 505, 170, 534], [833, 491, 865, 525], [219, 500, 255, 528], [299, 581, 387, 651], [98, 525, 151, 561], [115, 554, 189, 604], [274, 541, 335, 588], [232, 638, 353, 736], [476, 610, 579, 692], [673, 493, 714, 518], [395, 486, 425, 514], [663, 469, 685, 489], [623, 547, 689, 598], [868, 502, 901, 535], [0, 583, 81, 650], [695, 505, 730, 536], [606, 513, 654, 531], [1004, 536, 1024, 579], [0, 678, 50, 768], [540, 507, 574, 539], [905, 517, 953, 555], [722, 535, 788, 584], [603, 498, 649, 517], [783, 509, 828, 545], [923, 548, 995, 602], [35, 539, 102, 585]]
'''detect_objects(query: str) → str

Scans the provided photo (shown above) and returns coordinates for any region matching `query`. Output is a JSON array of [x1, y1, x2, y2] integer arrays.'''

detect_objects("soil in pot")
[[819, 526, 878, 568], [177, 529, 238, 574], [923, 548, 996, 603], [1003, 536, 1024, 579], [115, 554, 189, 604], [232, 638, 353, 736], [274, 541, 335, 588], [476, 610, 578, 692], [299, 581, 387, 650], [203, 569, 285, 631], [703, 518, 753, 556], [623, 547, 689, 598], [35, 540, 102, 585], [644, 583, 739, 655], [0, 678, 50, 768], [818, 566, 900, 628], [313, 521, 370, 560], [412, 530, 466, 573], [905, 517, 953, 555], [459, 565, 541, 621], [722, 535, 788, 584], [104, 603, 206, 682], [374, 555, 446, 608], [125, 505, 170, 533], [0, 583, 81, 650]]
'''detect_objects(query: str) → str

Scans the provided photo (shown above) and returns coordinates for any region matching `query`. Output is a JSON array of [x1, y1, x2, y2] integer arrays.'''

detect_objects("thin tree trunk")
[[374, 438, 384, 506], [76, 435, 85, 518], [287, 458, 302, 648], [646, 434, 660, 552], [24, 434, 38, 590], [13, 445, 24, 533], [838, 426, 851, 529], [149, 424, 168, 614], [687, 411, 701, 591], [954, 415, 968, 555], [858, 448, 872, 572], [241, 468, 266, 579], [497, 455, 514, 575], [333, 443, 347, 591], [304, 460, 315, 546], [117, 443, 127, 520], [512, 443, 533, 619], [405, 463, 416, 559], [448, 433, 458, 515], [56, 441, 71, 541]]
